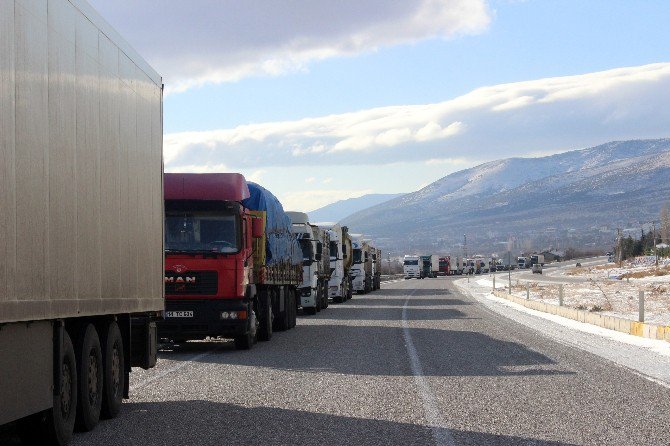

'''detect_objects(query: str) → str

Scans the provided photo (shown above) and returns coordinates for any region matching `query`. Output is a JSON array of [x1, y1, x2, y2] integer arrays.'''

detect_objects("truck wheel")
[[101, 321, 124, 419], [235, 308, 257, 349], [43, 329, 77, 445], [257, 292, 273, 342], [275, 290, 290, 331], [75, 324, 103, 431], [304, 306, 317, 315], [288, 289, 297, 328]]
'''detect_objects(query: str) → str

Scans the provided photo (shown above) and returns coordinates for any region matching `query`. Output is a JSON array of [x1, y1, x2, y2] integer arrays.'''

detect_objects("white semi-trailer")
[[288, 212, 323, 314], [0, 1, 164, 444]]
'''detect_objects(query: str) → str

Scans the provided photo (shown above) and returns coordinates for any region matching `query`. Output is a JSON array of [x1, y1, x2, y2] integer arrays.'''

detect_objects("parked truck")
[[371, 246, 382, 290], [321, 223, 352, 303], [530, 254, 545, 266], [518, 256, 530, 269], [430, 255, 440, 277], [449, 256, 464, 275], [403, 255, 421, 279], [0, 1, 164, 442], [438, 257, 451, 276], [161, 174, 302, 350], [287, 212, 331, 315], [350, 236, 372, 293]]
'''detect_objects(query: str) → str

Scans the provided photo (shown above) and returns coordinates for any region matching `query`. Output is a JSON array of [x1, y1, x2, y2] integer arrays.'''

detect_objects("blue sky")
[[90, 0, 670, 211]]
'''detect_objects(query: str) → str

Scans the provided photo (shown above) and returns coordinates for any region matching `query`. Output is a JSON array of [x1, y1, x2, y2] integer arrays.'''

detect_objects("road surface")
[[58, 277, 670, 445]]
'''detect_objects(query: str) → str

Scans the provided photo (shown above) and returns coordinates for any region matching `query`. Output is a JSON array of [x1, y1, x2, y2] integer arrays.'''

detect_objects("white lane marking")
[[401, 288, 456, 446], [130, 349, 217, 391]]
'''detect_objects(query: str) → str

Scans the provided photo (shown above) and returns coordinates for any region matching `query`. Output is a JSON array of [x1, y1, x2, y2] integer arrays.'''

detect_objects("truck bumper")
[[158, 299, 249, 341], [300, 287, 317, 308], [352, 277, 364, 291]]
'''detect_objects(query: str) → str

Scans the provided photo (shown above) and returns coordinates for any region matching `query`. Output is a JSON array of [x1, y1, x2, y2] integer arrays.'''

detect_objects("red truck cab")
[[160, 173, 262, 347]]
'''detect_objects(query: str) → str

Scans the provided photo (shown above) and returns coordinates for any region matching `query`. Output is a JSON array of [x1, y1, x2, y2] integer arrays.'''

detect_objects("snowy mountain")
[[341, 139, 670, 254], [307, 193, 405, 223]]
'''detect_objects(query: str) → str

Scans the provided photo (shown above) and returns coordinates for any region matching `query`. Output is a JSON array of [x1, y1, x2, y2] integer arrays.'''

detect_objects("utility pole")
[[463, 234, 467, 259], [617, 228, 622, 267]]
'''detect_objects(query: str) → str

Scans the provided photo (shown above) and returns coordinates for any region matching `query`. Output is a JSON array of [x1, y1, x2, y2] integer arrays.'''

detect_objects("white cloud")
[[305, 177, 316, 184], [89, 0, 491, 94], [164, 63, 670, 171]]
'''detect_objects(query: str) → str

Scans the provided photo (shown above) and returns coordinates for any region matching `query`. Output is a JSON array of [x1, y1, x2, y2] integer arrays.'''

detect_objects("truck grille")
[[165, 271, 218, 295]]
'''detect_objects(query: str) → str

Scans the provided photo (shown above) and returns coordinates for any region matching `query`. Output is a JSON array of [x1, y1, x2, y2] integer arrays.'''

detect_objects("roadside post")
[[559, 284, 564, 306], [526, 284, 530, 300], [639, 290, 645, 322]]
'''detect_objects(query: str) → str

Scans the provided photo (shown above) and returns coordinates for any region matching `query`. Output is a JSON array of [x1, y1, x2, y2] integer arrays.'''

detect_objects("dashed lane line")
[[401, 286, 456, 446]]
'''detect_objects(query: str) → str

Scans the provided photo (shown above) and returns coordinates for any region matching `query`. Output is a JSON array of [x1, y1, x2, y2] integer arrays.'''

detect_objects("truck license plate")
[[166, 311, 193, 318]]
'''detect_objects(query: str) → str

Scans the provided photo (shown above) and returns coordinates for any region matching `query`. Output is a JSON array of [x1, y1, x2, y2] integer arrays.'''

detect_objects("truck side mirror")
[[315, 253, 322, 261], [316, 242, 323, 255], [251, 218, 263, 239]]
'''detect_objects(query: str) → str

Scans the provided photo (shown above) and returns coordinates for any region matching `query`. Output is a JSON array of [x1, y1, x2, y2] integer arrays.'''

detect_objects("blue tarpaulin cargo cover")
[[242, 182, 302, 266]]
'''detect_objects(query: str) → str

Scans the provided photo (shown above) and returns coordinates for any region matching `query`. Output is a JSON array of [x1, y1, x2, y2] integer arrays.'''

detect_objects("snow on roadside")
[[457, 278, 670, 358], [476, 271, 670, 326]]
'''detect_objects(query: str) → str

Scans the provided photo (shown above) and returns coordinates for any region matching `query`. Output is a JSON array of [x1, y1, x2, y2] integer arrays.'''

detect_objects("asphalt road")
[[65, 277, 669, 446]]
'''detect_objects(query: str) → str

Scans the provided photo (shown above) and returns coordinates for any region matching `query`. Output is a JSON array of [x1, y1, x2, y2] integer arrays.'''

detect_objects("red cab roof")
[[164, 173, 250, 202]]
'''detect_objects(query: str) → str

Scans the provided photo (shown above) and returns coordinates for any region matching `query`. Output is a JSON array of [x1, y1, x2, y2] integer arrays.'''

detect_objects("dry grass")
[[594, 264, 618, 271], [621, 265, 670, 279]]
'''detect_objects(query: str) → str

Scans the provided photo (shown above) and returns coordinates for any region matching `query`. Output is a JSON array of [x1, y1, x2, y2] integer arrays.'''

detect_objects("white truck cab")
[[403, 255, 421, 279], [287, 212, 320, 313]]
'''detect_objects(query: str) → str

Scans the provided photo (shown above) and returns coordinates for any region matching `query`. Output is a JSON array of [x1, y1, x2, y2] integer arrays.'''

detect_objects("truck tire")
[[43, 329, 77, 446], [235, 308, 257, 350], [101, 321, 124, 419], [304, 306, 317, 315], [288, 288, 297, 328], [321, 283, 329, 309], [75, 324, 103, 431], [274, 289, 290, 331], [257, 291, 273, 342]]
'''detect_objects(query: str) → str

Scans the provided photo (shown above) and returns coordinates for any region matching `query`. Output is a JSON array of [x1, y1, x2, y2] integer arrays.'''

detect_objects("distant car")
[[575, 262, 582, 267], [532, 264, 543, 274]]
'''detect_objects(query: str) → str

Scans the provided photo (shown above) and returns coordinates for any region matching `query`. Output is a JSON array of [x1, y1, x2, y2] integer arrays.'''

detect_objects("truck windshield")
[[299, 239, 313, 261], [353, 249, 362, 264], [404, 260, 418, 266], [165, 212, 239, 253], [329, 241, 338, 259]]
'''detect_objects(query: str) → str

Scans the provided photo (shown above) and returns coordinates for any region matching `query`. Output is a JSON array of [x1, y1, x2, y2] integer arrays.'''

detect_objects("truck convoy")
[[161, 174, 302, 350], [1, 0, 164, 443], [530, 254, 545, 266], [322, 223, 353, 303], [287, 212, 331, 315]]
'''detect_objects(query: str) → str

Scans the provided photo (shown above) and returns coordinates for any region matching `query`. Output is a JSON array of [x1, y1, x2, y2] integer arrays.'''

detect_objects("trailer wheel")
[[257, 291, 273, 342], [42, 329, 77, 445], [321, 283, 329, 309], [101, 321, 124, 419], [75, 324, 103, 431], [288, 288, 297, 328]]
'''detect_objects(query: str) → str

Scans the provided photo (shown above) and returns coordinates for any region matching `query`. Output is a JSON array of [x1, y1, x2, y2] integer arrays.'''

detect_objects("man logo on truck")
[[164, 276, 197, 284]]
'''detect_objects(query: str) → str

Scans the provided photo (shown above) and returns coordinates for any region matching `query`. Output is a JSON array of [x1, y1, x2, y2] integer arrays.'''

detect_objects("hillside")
[[307, 193, 405, 223], [341, 139, 670, 255]]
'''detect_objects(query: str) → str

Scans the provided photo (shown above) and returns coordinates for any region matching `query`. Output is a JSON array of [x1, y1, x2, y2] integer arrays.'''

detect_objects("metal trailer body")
[[419, 255, 432, 278], [1, 0, 163, 440], [530, 254, 545, 266], [403, 255, 421, 279]]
